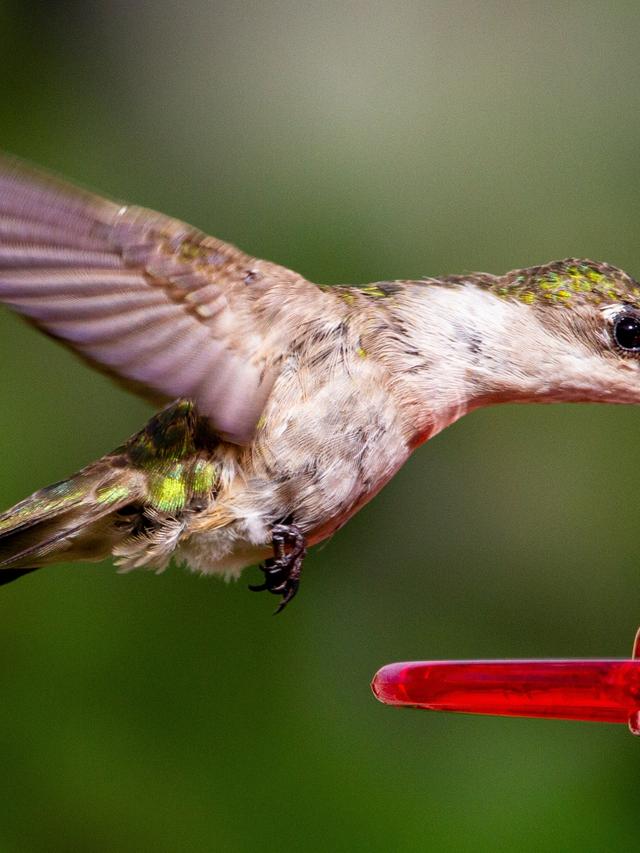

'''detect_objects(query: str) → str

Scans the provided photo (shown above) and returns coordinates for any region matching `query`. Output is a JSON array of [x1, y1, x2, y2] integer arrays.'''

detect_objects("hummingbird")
[[0, 155, 639, 612]]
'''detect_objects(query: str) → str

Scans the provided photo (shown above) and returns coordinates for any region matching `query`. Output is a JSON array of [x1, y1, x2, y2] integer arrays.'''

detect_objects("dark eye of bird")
[[613, 314, 640, 352]]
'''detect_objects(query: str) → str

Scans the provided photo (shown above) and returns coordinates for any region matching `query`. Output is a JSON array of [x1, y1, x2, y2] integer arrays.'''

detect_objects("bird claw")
[[249, 522, 306, 613]]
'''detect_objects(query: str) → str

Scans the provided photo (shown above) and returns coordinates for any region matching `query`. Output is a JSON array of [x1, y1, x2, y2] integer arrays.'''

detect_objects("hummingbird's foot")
[[249, 522, 307, 613]]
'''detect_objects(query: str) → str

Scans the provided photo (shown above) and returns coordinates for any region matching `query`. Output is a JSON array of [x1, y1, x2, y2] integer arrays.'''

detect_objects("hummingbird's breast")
[[179, 309, 413, 578], [246, 316, 411, 538]]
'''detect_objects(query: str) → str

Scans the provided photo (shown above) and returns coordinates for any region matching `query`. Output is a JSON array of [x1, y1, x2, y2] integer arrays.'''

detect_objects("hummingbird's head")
[[398, 257, 640, 430], [368, 258, 640, 445], [466, 257, 640, 408]]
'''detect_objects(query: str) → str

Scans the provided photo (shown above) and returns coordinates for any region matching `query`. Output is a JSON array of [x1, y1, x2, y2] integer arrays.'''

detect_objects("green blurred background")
[[0, 1, 639, 850]]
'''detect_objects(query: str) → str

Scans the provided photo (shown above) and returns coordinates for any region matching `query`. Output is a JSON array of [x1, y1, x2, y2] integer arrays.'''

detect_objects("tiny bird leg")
[[249, 522, 307, 613]]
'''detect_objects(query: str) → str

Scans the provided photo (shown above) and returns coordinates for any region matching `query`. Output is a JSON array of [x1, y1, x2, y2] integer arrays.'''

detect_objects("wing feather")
[[0, 155, 328, 443]]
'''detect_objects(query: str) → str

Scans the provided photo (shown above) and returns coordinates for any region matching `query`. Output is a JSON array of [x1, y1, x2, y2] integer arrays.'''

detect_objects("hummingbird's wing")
[[0, 155, 326, 443]]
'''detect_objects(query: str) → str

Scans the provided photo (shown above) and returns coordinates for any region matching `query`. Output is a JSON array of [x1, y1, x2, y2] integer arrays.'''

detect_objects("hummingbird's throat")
[[408, 399, 469, 450]]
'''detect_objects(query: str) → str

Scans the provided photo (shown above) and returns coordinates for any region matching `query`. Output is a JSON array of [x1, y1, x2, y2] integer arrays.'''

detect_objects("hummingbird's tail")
[[0, 458, 147, 578], [0, 400, 221, 583]]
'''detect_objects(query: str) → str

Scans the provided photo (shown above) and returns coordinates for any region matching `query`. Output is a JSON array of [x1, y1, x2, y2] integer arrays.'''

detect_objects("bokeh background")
[[0, 1, 639, 850]]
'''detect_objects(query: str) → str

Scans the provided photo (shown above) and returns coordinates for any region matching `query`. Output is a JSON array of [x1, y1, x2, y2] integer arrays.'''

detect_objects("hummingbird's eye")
[[613, 314, 640, 352]]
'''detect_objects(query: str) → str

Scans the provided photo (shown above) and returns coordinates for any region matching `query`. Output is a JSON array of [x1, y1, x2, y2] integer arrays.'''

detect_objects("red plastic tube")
[[371, 630, 640, 733]]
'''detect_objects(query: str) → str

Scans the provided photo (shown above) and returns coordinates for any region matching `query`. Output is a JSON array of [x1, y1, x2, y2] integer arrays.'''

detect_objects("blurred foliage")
[[0, 1, 640, 850]]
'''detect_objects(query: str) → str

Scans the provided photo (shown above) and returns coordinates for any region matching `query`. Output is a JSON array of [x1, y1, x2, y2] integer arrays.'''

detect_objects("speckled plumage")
[[440, 258, 640, 308], [0, 401, 221, 571], [1, 155, 640, 606]]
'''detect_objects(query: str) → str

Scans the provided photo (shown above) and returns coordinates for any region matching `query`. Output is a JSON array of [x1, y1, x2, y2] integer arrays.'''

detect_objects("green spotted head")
[[487, 259, 640, 367], [473, 258, 640, 405], [491, 258, 640, 309]]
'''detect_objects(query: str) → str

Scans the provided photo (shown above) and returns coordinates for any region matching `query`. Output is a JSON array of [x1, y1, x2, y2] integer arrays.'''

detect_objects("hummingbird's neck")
[[372, 281, 602, 448]]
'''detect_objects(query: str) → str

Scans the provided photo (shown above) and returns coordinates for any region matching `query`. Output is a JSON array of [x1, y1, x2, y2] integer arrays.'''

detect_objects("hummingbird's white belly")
[[175, 427, 411, 581], [177, 533, 272, 581], [176, 324, 422, 581]]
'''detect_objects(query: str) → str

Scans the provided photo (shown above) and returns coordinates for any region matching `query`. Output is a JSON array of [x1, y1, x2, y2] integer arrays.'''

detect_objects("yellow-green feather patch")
[[191, 461, 217, 496], [488, 259, 640, 309], [150, 468, 187, 513], [96, 485, 131, 504]]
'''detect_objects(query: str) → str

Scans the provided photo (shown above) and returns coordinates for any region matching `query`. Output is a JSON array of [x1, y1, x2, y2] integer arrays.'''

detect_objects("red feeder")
[[371, 629, 640, 734]]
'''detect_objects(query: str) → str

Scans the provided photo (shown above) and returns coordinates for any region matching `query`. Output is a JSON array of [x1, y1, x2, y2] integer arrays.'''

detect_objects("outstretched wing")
[[0, 155, 325, 444]]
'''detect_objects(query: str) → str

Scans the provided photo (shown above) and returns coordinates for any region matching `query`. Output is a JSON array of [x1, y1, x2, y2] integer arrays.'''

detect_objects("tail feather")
[[0, 399, 221, 578], [0, 568, 37, 587], [0, 465, 145, 570]]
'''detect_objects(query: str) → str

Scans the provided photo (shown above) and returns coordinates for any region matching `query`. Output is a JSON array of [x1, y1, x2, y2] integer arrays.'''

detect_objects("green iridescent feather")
[[488, 259, 640, 308], [0, 400, 220, 570]]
